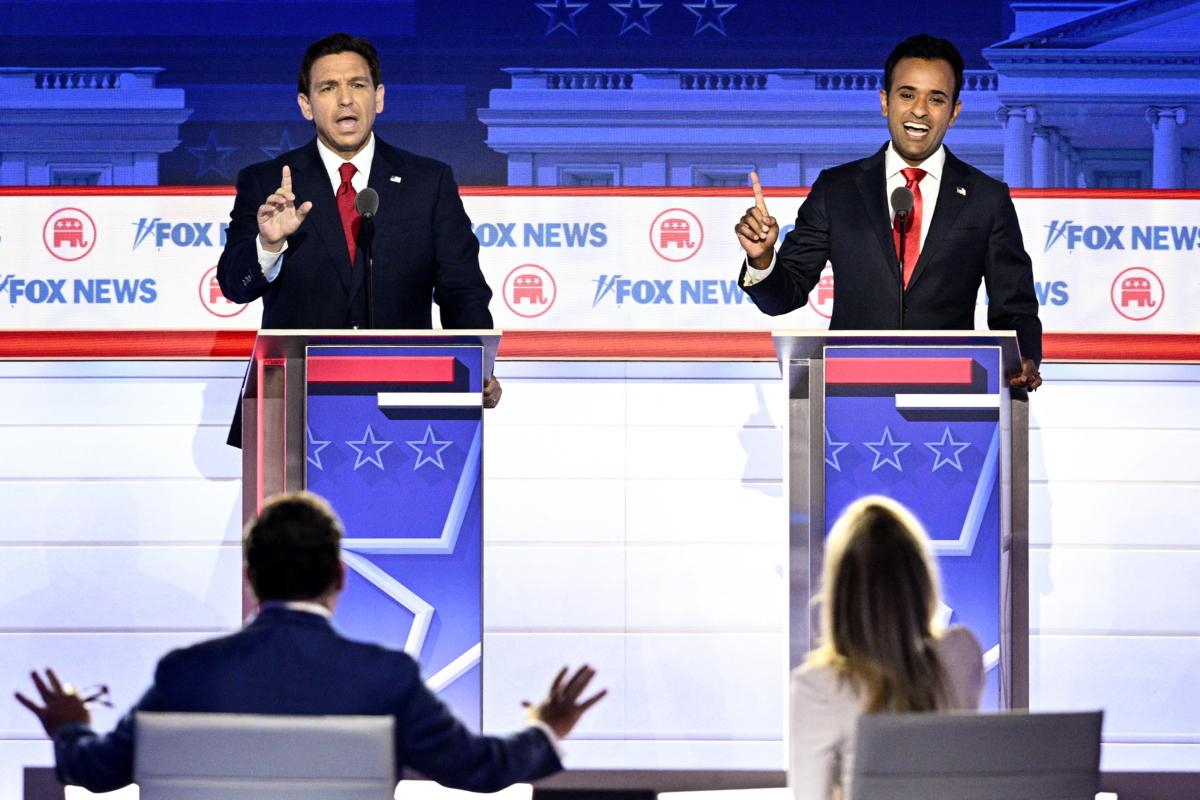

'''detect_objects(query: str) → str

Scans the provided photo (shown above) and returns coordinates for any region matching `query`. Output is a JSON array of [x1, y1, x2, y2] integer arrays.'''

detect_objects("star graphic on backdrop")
[[536, 0, 589, 35], [825, 426, 849, 472], [609, 0, 661, 35], [864, 426, 910, 472], [925, 426, 971, 472], [347, 425, 393, 470], [683, 0, 736, 35], [306, 426, 331, 470], [407, 425, 453, 471], [187, 130, 238, 180], [260, 128, 301, 160]]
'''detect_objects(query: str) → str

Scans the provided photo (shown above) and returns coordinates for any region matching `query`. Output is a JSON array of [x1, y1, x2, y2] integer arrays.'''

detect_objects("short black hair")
[[884, 34, 965, 103], [298, 32, 382, 95], [244, 492, 343, 602]]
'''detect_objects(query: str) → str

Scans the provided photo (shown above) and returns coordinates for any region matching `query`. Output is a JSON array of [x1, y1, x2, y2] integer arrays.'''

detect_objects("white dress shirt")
[[742, 143, 947, 287], [256, 134, 377, 282]]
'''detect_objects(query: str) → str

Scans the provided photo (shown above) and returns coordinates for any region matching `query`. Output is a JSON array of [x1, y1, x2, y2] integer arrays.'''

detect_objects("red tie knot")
[[901, 167, 926, 188], [338, 162, 357, 187]]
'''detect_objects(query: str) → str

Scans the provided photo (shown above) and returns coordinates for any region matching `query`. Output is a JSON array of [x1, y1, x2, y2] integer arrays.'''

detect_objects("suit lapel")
[[906, 149, 970, 292], [292, 140, 353, 295], [853, 147, 901, 288]]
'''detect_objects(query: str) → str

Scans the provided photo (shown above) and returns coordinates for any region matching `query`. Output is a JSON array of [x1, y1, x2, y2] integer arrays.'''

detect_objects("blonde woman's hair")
[[807, 495, 948, 712]]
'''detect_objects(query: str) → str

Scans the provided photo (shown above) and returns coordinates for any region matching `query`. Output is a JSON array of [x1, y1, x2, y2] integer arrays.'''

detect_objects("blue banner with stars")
[[824, 346, 1002, 709], [305, 344, 485, 728]]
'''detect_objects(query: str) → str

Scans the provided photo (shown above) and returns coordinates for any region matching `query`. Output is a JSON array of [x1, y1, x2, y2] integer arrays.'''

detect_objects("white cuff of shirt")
[[741, 250, 776, 287], [527, 719, 565, 761], [256, 236, 287, 283]]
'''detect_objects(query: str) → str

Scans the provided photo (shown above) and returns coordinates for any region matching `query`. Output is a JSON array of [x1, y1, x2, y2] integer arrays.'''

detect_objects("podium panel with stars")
[[305, 343, 487, 729], [824, 346, 1004, 710], [775, 331, 1028, 712]]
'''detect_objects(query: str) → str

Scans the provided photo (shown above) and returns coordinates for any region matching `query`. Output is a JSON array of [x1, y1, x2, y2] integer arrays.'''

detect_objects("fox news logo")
[[1043, 220, 1200, 253], [0, 274, 157, 305], [471, 222, 607, 248], [592, 274, 751, 307], [132, 218, 229, 250]]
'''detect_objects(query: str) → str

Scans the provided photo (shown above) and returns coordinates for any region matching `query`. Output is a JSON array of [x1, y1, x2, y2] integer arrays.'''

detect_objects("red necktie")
[[336, 162, 359, 267], [892, 167, 925, 288]]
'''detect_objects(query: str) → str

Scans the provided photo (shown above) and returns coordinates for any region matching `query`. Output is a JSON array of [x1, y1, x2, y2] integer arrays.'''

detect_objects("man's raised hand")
[[257, 165, 313, 251], [735, 171, 779, 269], [524, 664, 606, 739]]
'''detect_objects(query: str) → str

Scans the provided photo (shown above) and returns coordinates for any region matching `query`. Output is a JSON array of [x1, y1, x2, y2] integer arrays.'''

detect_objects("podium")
[[775, 331, 1028, 710], [240, 329, 500, 729]]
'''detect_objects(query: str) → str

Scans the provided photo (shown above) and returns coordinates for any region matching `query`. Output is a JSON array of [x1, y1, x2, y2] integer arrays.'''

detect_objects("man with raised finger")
[[217, 32, 501, 449], [16, 492, 605, 795], [735, 33, 1043, 391]]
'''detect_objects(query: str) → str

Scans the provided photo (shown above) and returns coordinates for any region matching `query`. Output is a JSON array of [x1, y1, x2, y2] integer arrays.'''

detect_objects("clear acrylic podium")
[[775, 330, 1029, 709]]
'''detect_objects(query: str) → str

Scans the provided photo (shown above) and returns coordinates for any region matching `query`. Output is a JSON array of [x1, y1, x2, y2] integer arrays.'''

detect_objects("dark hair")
[[298, 32, 382, 95], [244, 492, 343, 601], [884, 34, 965, 103]]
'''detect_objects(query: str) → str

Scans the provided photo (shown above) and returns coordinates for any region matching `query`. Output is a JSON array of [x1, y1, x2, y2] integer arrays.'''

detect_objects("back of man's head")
[[244, 492, 343, 602]]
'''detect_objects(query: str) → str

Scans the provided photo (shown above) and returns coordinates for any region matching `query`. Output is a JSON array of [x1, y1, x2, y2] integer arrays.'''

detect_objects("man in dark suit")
[[217, 32, 501, 434], [15, 492, 604, 794], [736, 34, 1042, 390]]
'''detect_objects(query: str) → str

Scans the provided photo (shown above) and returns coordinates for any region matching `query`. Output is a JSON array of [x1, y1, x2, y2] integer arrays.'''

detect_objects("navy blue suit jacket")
[[53, 608, 560, 793], [217, 137, 493, 330], [740, 146, 1042, 363], [216, 137, 494, 446]]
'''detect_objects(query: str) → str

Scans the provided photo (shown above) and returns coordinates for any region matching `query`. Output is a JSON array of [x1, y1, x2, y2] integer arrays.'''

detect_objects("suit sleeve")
[[431, 164, 494, 329], [216, 166, 275, 305], [51, 676, 173, 793], [983, 186, 1043, 364], [393, 659, 561, 791], [788, 667, 841, 800], [741, 170, 833, 316]]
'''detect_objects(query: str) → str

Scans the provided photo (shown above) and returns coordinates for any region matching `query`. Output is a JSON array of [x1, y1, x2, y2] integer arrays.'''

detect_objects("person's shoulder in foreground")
[[16, 491, 604, 794]]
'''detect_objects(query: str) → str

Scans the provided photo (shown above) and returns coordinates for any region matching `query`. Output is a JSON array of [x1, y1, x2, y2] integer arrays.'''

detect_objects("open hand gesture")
[[14, 669, 90, 738], [734, 171, 779, 269], [257, 165, 312, 250], [524, 664, 606, 739]]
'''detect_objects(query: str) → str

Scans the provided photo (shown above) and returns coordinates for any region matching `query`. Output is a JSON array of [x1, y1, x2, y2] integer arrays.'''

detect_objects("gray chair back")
[[135, 712, 395, 800], [852, 710, 1103, 800]]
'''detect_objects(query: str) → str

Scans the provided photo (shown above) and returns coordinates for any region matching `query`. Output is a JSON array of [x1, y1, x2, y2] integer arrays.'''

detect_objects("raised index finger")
[[750, 171, 769, 214], [281, 165, 292, 193]]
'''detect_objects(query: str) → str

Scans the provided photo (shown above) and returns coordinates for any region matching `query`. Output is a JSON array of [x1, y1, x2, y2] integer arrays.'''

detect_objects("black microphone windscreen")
[[356, 187, 380, 219], [891, 186, 914, 216]]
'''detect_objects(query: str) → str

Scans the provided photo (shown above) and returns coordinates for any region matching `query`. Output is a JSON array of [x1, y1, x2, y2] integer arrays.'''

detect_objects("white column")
[[1031, 126, 1054, 189], [1056, 138, 1072, 188], [999, 106, 1037, 187], [1146, 107, 1187, 189]]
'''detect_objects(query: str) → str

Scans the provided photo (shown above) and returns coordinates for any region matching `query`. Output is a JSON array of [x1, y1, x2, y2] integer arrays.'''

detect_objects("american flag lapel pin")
[[390, 175, 403, 184], [956, 185, 967, 196]]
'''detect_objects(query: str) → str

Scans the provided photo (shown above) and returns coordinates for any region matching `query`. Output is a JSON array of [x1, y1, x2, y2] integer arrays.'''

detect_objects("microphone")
[[890, 186, 915, 331], [891, 186, 914, 219], [355, 188, 379, 328], [355, 188, 379, 220]]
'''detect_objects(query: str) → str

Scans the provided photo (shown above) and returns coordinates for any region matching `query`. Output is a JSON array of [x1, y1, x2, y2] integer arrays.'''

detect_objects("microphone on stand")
[[890, 186, 914, 330], [356, 188, 380, 329]]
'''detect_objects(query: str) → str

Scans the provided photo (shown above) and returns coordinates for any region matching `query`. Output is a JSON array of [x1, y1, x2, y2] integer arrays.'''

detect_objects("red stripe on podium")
[[826, 358, 975, 385], [306, 356, 455, 383], [0, 331, 1199, 362]]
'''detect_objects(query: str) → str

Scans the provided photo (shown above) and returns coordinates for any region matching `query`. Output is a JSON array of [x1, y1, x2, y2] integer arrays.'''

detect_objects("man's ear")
[[336, 560, 346, 592], [879, 88, 889, 118], [375, 83, 385, 115], [298, 92, 314, 121]]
